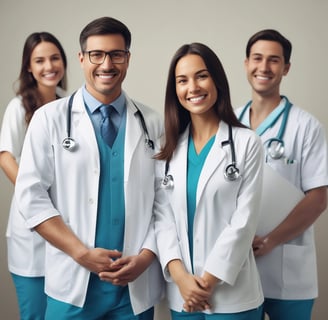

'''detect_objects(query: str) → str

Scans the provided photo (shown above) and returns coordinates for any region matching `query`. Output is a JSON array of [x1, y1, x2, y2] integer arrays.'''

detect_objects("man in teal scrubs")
[[15, 16, 164, 319], [237, 29, 328, 320]]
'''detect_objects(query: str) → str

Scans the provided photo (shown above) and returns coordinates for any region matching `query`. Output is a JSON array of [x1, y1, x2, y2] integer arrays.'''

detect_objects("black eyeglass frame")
[[83, 50, 129, 65]]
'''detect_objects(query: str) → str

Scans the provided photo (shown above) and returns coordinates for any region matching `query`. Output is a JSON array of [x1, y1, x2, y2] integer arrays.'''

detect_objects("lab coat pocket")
[[7, 225, 45, 274], [267, 158, 299, 185], [46, 230, 74, 294], [282, 244, 316, 292]]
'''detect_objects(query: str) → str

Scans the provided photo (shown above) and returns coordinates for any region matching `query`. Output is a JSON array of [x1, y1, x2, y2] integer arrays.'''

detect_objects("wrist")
[[72, 245, 89, 263]]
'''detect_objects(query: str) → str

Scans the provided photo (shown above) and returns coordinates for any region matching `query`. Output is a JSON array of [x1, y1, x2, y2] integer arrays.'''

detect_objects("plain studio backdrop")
[[0, 1, 327, 319]]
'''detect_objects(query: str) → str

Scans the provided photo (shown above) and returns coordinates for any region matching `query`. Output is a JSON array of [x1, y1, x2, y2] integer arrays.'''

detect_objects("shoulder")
[[288, 105, 325, 139], [289, 104, 322, 125], [233, 125, 263, 157], [126, 95, 163, 131], [2, 96, 26, 121], [130, 99, 161, 119], [5, 96, 24, 113], [234, 125, 260, 142]]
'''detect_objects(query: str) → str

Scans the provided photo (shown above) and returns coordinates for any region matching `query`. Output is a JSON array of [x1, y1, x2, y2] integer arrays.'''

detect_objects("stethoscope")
[[161, 124, 240, 189], [62, 92, 154, 151], [238, 96, 292, 160]]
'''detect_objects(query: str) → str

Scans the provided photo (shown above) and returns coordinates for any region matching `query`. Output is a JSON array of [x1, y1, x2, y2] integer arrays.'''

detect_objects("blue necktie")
[[99, 105, 117, 147]]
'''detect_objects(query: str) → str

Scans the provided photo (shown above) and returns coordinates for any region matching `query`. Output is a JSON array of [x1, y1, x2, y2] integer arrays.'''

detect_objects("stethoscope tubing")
[[239, 96, 292, 160], [161, 124, 240, 189], [62, 92, 154, 151]]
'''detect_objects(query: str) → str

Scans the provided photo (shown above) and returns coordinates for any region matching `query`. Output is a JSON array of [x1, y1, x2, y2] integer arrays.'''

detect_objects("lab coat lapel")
[[196, 121, 229, 203], [170, 128, 189, 231], [71, 89, 100, 165], [124, 97, 142, 181]]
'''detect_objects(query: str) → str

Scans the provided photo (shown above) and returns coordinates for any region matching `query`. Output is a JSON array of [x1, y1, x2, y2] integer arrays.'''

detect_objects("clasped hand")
[[176, 273, 214, 313], [75, 247, 138, 285]]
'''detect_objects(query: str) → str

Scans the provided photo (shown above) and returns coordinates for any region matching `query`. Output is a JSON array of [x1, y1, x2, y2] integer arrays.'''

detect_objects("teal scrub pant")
[[262, 298, 314, 320], [45, 274, 154, 320], [171, 305, 263, 320], [11, 273, 47, 320]]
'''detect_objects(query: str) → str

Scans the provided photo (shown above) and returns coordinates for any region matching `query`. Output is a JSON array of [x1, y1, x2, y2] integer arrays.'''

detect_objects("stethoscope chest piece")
[[267, 138, 284, 160], [224, 164, 240, 181], [62, 137, 77, 151], [161, 174, 174, 189]]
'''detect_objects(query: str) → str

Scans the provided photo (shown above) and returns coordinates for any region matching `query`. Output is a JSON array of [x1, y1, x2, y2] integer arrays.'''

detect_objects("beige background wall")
[[0, 1, 327, 319]]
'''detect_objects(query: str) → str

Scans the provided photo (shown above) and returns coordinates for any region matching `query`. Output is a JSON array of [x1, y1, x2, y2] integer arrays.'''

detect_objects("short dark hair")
[[246, 29, 292, 64], [79, 16, 131, 51]]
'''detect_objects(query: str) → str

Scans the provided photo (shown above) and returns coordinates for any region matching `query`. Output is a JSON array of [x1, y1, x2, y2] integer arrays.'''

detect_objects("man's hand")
[[75, 248, 122, 274], [252, 235, 275, 257], [98, 249, 155, 286]]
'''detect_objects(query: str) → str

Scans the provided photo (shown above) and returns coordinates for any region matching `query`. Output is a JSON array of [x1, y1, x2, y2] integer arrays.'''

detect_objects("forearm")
[[34, 215, 88, 261], [0, 151, 18, 185], [167, 259, 187, 283], [138, 248, 155, 267]]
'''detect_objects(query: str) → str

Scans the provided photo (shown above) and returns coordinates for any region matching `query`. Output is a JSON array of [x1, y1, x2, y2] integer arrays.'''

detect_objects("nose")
[[189, 79, 200, 93], [44, 59, 54, 70], [102, 53, 114, 67], [259, 59, 270, 72]]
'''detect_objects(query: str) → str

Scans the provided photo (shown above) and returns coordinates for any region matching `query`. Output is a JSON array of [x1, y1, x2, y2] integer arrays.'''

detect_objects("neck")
[[190, 114, 219, 154], [38, 86, 57, 104], [248, 93, 282, 130]]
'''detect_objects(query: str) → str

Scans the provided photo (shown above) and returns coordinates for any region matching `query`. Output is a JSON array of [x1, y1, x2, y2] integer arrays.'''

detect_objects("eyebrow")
[[251, 53, 282, 59], [175, 68, 208, 78], [32, 53, 61, 60]]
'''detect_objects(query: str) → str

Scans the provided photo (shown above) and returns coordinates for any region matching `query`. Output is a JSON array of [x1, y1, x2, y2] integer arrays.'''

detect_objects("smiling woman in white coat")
[[0, 31, 67, 320], [153, 43, 264, 320]]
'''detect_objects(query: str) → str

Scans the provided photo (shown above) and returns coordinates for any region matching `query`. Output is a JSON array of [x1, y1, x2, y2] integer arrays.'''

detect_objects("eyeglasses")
[[84, 50, 129, 65]]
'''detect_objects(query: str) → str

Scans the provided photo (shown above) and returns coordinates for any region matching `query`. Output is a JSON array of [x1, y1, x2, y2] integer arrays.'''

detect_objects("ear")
[[78, 51, 84, 67], [126, 51, 131, 66], [283, 63, 291, 76], [244, 58, 249, 70]]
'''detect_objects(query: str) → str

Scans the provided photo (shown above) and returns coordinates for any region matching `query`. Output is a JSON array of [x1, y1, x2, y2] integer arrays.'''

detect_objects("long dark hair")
[[16, 32, 67, 124], [156, 42, 243, 161]]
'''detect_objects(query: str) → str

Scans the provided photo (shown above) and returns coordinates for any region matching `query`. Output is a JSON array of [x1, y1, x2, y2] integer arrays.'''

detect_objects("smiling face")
[[245, 40, 290, 98], [175, 54, 218, 118], [79, 34, 130, 104], [29, 41, 65, 91]]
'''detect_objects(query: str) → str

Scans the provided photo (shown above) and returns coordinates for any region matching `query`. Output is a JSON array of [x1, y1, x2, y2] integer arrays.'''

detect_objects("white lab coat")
[[236, 102, 328, 299], [1, 90, 63, 277], [15, 88, 165, 314], [154, 122, 264, 313], [0, 96, 43, 277]]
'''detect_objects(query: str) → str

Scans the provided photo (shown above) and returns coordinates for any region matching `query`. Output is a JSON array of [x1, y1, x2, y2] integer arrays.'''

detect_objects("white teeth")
[[98, 74, 114, 79], [256, 76, 270, 80], [44, 72, 56, 78], [189, 96, 205, 103]]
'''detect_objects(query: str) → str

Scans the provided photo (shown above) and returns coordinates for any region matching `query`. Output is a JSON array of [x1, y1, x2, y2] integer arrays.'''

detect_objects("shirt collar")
[[82, 85, 126, 116]]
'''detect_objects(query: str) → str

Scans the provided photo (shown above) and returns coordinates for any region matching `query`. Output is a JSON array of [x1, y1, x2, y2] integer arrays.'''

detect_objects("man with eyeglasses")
[[15, 16, 164, 319]]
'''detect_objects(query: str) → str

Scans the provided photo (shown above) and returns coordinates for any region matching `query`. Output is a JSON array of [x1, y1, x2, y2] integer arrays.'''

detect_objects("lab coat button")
[[88, 198, 94, 204]]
